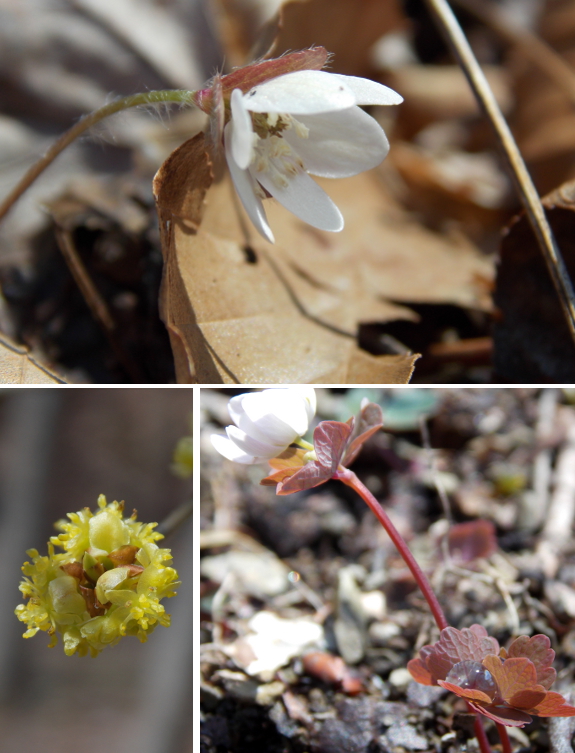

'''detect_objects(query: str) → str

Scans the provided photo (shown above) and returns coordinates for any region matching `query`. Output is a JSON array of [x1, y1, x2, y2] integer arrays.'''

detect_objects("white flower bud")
[[211, 388, 316, 464]]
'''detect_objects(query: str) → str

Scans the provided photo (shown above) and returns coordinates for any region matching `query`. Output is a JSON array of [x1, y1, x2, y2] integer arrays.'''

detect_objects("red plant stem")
[[336, 469, 449, 632], [496, 723, 513, 753], [474, 714, 492, 753]]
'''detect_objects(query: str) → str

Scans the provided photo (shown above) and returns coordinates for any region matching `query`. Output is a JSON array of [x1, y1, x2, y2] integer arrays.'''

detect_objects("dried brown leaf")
[[0, 335, 66, 384], [268, 171, 493, 315], [154, 166, 418, 383], [270, 0, 406, 77], [153, 132, 213, 230], [493, 178, 575, 382], [446, 519, 498, 563]]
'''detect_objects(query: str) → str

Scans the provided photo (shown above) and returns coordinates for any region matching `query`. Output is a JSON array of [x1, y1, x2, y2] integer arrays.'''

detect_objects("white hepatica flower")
[[211, 387, 316, 464], [224, 69, 403, 243]]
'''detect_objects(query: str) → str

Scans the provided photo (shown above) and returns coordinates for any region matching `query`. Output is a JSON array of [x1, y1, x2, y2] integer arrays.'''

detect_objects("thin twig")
[[157, 499, 193, 538], [424, 0, 575, 347], [0, 90, 194, 223], [53, 225, 143, 382]]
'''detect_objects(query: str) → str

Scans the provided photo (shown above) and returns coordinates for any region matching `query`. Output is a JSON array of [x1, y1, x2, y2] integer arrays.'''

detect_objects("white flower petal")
[[239, 389, 311, 440], [253, 165, 344, 232], [230, 392, 299, 446], [210, 434, 258, 464], [283, 106, 389, 178], [330, 74, 403, 105], [224, 121, 275, 244], [230, 88, 254, 170], [226, 425, 285, 459], [289, 387, 317, 422], [243, 70, 356, 114]]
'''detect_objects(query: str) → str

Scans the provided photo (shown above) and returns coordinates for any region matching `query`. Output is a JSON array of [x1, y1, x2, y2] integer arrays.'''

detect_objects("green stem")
[[336, 468, 449, 631], [295, 438, 315, 451], [0, 89, 195, 223]]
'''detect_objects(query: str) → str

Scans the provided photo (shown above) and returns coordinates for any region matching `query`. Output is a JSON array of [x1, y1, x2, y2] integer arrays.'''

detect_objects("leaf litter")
[[201, 387, 575, 752], [0, 0, 574, 381]]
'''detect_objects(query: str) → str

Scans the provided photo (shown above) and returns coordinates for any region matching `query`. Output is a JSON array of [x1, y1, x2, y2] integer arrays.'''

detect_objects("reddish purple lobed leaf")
[[427, 626, 499, 682], [507, 634, 556, 689], [437, 680, 494, 704], [407, 657, 434, 686], [313, 421, 353, 471], [510, 689, 548, 709], [409, 626, 575, 728], [275, 461, 332, 494], [467, 701, 534, 727], [481, 656, 541, 704], [342, 401, 384, 467], [531, 691, 575, 717]]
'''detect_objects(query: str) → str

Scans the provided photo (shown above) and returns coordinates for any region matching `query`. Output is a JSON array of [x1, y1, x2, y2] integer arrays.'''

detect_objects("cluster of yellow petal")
[[15, 496, 179, 657]]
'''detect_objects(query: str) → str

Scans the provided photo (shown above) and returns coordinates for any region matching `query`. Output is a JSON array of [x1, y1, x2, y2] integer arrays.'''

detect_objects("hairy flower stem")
[[0, 89, 194, 223], [336, 469, 449, 631]]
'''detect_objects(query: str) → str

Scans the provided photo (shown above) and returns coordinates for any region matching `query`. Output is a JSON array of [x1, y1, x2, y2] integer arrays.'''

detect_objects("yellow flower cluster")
[[15, 495, 180, 657]]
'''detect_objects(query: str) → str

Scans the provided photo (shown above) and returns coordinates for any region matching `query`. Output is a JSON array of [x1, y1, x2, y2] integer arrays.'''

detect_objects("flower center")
[[250, 112, 309, 189]]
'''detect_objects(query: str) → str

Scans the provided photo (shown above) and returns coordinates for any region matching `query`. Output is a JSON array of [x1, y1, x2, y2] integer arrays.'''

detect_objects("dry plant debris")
[[1, 0, 575, 381], [201, 388, 575, 753]]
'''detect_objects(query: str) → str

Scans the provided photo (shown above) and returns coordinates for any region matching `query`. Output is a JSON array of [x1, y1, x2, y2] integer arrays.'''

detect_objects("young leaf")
[[531, 691, 575, 717], [274, 460, 333, 495], [467, 701, 534, 727], [507, 634, 556, 689], [342, 401, 384, 466], [482, 656, 545, 707], [313, 420, 353, 471]]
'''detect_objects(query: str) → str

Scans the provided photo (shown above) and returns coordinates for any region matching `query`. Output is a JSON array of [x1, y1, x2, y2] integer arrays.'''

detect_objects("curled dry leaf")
[[493, 178, 575, 382], [153, 122, 492, 383], [153, 133, 419, 384], [446, 519, 498, 563], [0, 334, 66, 384], [408, 625, 575, 727]]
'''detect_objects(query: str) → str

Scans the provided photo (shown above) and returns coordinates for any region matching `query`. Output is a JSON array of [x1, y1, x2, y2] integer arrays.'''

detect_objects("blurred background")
[[0, 387, 193, 753]]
